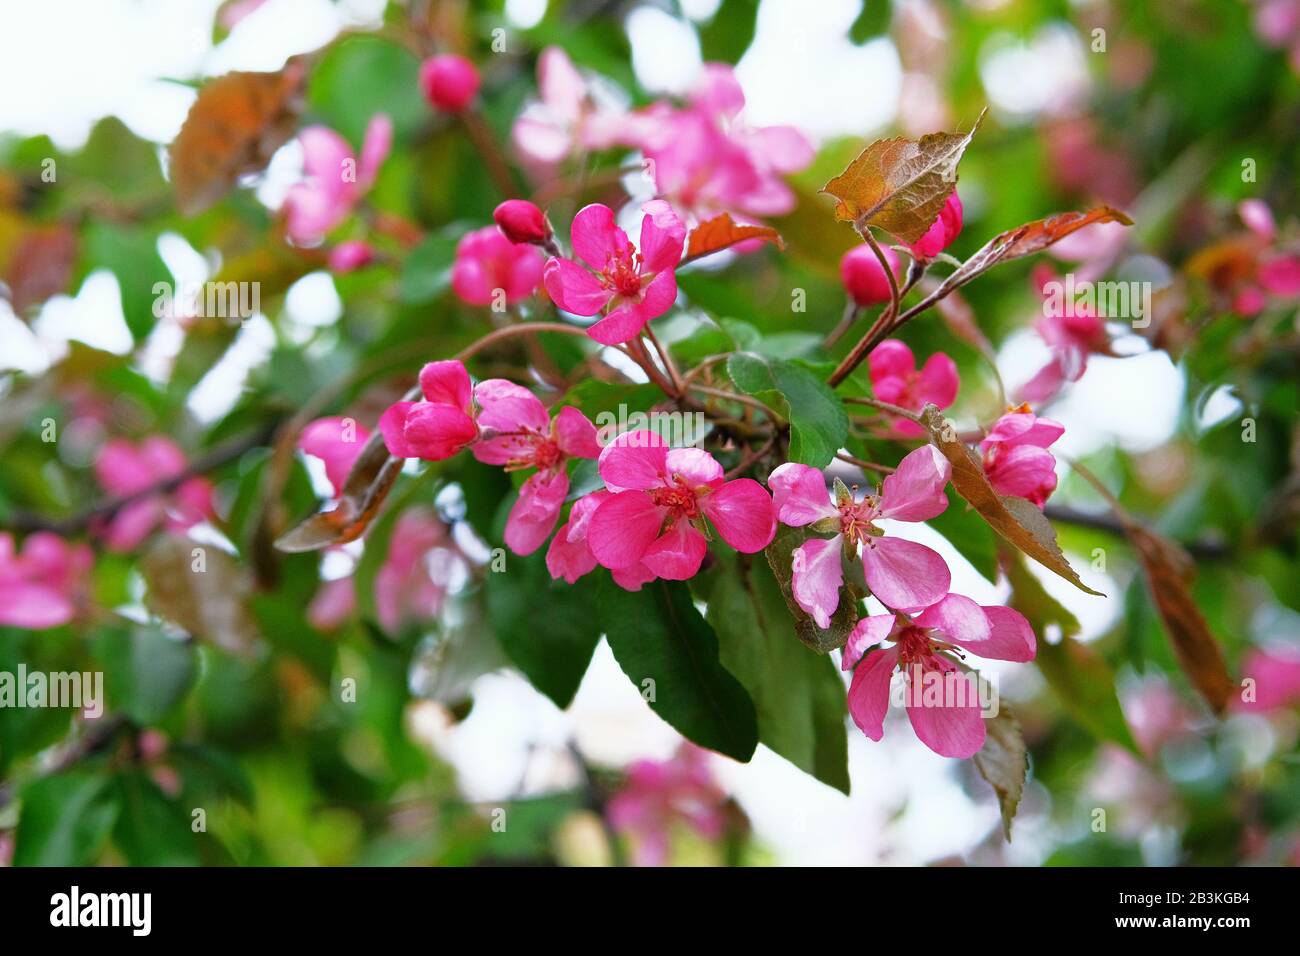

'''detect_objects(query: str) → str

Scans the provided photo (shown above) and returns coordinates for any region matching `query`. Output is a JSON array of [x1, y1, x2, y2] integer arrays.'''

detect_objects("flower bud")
[[327, 241, 374, 274], [908, 192, 963, 260], [840, 243, 901, 306], [493, 199, 551, 245], [419, 55, 480, 113]]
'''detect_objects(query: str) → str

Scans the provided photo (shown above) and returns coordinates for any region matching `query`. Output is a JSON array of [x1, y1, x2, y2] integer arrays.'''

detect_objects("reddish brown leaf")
[[684, 213, 783, 262], [930, 206, 1133, 299], [169, 62, 305, 216], [972, 705, 1028, 840], [140, 536, 258, 654], [820, 110, 985, 243], [275, 428, 404, 552], [920, 404, 1103, 595], [5, 225, 76, 314], [1126, 524, 1235, 715]]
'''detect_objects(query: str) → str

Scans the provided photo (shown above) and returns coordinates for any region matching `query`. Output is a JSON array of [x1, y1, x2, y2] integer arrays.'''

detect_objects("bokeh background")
[[1, 0, 1298, 866]]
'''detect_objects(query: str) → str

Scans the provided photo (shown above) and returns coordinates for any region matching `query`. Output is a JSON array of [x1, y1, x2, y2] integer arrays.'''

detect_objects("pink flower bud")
[[840, 243, 901, 306], [493, 199, 551, 245], [908, 191, 963, 260], [419, 55, 480, 113], [328, 241, 374, 274]]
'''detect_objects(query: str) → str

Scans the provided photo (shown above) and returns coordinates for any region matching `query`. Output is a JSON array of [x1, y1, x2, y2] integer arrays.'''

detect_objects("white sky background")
[[0, 0, 1180, 865]]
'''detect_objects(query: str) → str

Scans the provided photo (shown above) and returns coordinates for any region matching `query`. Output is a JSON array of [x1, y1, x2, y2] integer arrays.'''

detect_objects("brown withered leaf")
[[683, 213, 783, 262], [169, 62, 305, 216], [275, 426, 404, 552], [972, 705, 1028, 841], [5, 225, 76, 315], [1125, 524, 1234, 715], [140, 536, 258, 654], [920, 404, 1102, 595], [820, 110, 985, 242], [930, 206, 1133, 299]]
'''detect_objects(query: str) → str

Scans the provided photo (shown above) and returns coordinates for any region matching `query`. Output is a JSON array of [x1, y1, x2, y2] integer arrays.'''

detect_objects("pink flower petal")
[[701, 478, 775, 553], [918, 351, 959, 408], [987, 444, 1058, 506], [665, 447, 724, 487], [903, 658, 986, 758], [967, 605, 1038, 662], [868, 339, 915, 380], [843, 613, 896, 671], [553, 406, 602, 459], [506, 470, 569, 556], [791, 535, 844, 630], [847, 645, 900, 741], [419, 360, 473, 411], [598, 430, 668, 491], [638, 199, 686, 273], [300, 416, 370, 496], [636, 268, 679, 321], [768, 463, 837, 526], [611, 562, 657, 591], [588, 491, 667, 569], [474, 379, 549, 434], [570, 203, 632, 272], [359, 113, 392, 185], [914, 593, 991, 646], [543, 257, 610, 316], [379, 401, 419, 458], [400, 403, 479, 461], [0, 583, 76, 629], [538, 47, 585, 122], [641, 521, 708, 580], [877, 445, 951, 521], [860, 536, 950, 611], [586, 300, 650, 344]]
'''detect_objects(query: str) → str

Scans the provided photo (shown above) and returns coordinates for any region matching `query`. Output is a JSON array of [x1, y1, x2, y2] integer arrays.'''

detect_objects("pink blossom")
[[307, 509, 449, 633], [282, 115, 391, 246], [1238, 199, 1276, 244], [470, 380, 601, 555], [606, 744, 728, 866], [451, 225, 545, 307], [1235, 645, 1300, 713], [585, 431, 775, 583], [419, 54, 480, 113], [1017, 265, 1110, 402], [93, 437, 214, 551], [769, 446, 953, 626], [908, 192, 963, 260], [843, 594, 1036, 758], [0, 532, 92, 629], [299, 416, 371, 497], [545, 491, 655, 590], [841, 243, 901, 306], [511, 47, 644, 172], [543, 201, 685, 344], [493, 199, 551, 246], [1253, 0, 1300, 74], [980, 406, 1064, 508], [379, 360, 479, 462], [642, 64, 814, 221], [328, 240, 375, 274], [867, 339, 960, 438]]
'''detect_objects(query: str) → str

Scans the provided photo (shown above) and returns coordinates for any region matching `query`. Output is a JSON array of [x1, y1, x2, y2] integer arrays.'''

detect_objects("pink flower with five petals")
[[868, 339, 960, 438], [768, 445, 953, 627], [980, 405, 1064, 508], [282, 115, 391, 246], [470, 380, 602, 555], [586, 431, 775, 583], [1018, 265, 1110, 402], [0, 532, 93, 629], [843, 593, 1036, 758], [543, 201, 685, 345], [379, 360, 479, 462], [606, 744, 729, 867]]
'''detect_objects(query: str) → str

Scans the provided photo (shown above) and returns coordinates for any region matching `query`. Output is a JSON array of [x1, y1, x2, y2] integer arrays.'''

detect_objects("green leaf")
[[703, 552, 850, 792], [972, 705, 1028, 840], [307, 35, 427, 143], [112, 771, 200, 866], [399, 230, 459, 304], [1034, 636, 1138, 753], [93, 624, 198, 725], [597, 577, 758, 761], [928, 488, 1000, 583], [78, 222, 169, 340], [14, 769, 121, 866], [487, 551, 602, 708], [728, 352, 848, 468], [849, 0, 892, 43], [764, 524, 861, 653], [698, 0, 760, 63]]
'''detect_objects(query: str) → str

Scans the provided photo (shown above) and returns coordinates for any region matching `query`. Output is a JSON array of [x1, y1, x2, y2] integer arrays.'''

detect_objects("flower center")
[[649, 474, 702, 520], [601, 249, 645, 299], [838, 496, 881, 547], [500, 430, 562, 473]]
